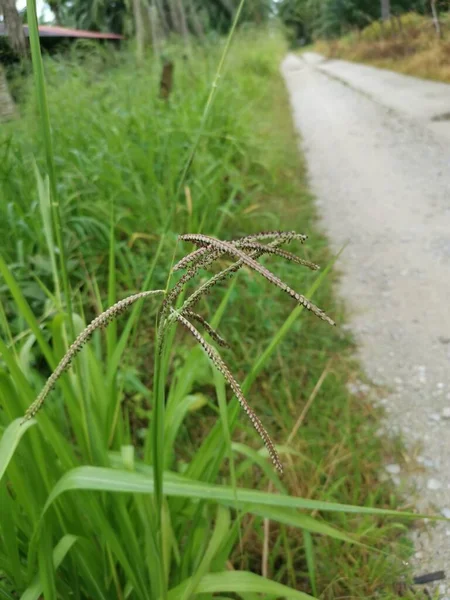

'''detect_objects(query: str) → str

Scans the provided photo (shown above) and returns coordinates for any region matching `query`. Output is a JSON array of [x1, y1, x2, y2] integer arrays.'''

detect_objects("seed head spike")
[[179, 234, 335, 326], [22, 290, 164, 422], [172, 309, 283, 473]]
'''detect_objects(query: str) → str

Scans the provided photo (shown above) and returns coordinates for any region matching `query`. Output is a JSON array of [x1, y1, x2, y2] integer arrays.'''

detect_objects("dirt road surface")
[[282, 53, 450, 593]]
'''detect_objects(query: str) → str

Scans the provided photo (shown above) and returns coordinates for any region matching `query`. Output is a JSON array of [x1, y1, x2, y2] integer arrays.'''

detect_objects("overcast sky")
[[16, 0, 54, 21]]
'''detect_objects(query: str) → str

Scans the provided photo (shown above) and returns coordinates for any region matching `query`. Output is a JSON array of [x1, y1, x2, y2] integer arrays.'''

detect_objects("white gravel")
[[282, 54, 450, 589]]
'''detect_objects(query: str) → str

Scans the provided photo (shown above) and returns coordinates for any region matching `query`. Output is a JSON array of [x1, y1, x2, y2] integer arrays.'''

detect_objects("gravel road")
[[282, 53, 450, 592]]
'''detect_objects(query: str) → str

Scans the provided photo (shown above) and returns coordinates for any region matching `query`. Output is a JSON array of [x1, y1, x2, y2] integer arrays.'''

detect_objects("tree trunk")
[[0, 0, 27, 57], [132, 0, 145, 63], [0, 65, 16, 121], [187, 0, 204, 38], [430, 0, 441, 38], [147, 2, 163, 55], [176, 0, 189, 43], [380, 0, 390, 21], [168, 0, 182, 34], [154, 0, 170, 35]]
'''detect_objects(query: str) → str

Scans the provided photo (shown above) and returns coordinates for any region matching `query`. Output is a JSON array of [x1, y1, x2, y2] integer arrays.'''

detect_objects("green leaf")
[[169, 571, 315, 599], [180, 506, 231, 600], [238, 505, 355, 544], [33, 162, 60, 300], [43, 466, 422, 520], [21, 535, 77, 600], [0, 256, 55, 366], [303, 531, 317, 597], [0, 418, 36, 483]]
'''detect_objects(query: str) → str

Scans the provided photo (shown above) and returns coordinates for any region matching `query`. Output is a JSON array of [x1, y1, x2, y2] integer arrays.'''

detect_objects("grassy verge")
[[0, 27, 416, 599], [315, 11, 450, 84], [215, 53, 415, 598]]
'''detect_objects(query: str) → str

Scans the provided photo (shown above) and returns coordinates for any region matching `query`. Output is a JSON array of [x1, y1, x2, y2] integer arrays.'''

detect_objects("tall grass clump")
[[0, 227, 419, 599], [0, 27, 289, 327]]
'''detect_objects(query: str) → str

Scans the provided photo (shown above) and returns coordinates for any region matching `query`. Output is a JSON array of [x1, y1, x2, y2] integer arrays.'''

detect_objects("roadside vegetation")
[[275, 0, 450, 84], [0, 4, 421, 599], [316, 11, 450, 83]]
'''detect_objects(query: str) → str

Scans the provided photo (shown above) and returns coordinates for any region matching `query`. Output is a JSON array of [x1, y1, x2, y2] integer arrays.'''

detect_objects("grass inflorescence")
[[25, 230, 333, 473]]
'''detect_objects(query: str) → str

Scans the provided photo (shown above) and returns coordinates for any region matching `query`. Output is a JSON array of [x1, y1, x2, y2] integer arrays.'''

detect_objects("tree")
[[0, 0, 27, 57], [430, 0, 441, 37], [278, 0, 429, 43], [0, 64, 16, 119], [47, 0, 63, 24], [381, 0, 391, 20]]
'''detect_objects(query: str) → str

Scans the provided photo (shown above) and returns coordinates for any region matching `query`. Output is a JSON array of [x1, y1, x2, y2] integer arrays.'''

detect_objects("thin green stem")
[[171, 0, 246, 215], [148, 341, 167, 599], [26, 0, 74, 338]]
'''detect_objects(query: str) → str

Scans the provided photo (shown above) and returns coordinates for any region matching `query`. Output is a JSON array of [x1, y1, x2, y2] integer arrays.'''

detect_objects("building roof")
[[0, 23, 123, 40]]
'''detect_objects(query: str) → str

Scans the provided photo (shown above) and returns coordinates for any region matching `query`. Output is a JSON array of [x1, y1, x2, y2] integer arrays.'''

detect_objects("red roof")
[[0, 23, 123, 40], [33, 25, 123, 39]]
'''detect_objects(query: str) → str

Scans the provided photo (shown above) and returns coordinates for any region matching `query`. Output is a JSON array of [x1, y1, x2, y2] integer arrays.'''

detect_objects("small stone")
[[442, 407, 450, 419], [427, 478, 442, 490], [438, 584, 446, 595], [441, 508, 450, 518], [437, 382, 445, 389], [414, 551, 423, 559], [429, 413, 441, 422], [385, 464, 401, 475], [417, 456, 434, 468]]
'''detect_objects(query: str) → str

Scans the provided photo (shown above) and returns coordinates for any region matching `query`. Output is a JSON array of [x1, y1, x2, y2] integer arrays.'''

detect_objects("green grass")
[[0, 19, 420, 600]]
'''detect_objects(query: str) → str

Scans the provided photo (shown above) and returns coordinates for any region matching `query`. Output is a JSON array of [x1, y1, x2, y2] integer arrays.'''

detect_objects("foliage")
[[0, 20, 421, 600], [32, 0, 273, 36], [316, 10, 450, 83], [277, 0, 429, 43]]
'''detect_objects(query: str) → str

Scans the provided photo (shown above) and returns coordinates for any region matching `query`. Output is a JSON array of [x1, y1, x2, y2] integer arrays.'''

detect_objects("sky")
[[16, 0, 54, 21]]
